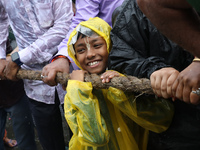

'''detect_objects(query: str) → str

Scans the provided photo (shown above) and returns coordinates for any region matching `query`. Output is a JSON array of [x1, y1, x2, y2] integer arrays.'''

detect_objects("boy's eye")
[[76, 49, 85, 54], [94, 43, 103, 48]]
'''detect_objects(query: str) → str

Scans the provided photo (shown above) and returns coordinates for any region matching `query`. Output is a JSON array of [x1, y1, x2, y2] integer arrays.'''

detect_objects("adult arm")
[[137, 0, 200, 104], [137, 0, 200, 58], [109, 0, 199, 104]]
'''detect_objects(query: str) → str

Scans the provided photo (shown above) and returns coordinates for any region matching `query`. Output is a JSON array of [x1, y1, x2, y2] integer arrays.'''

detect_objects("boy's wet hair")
[[73, 32, 86, 52], [77, 30, 98, 39], [77, 32, 87, 39], [73, 32, 87, 52]]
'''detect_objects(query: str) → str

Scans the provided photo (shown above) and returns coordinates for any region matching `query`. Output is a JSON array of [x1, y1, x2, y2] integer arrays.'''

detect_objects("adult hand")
[[3, 60, 20, 81], [0, 59, 8, 80], [150, 67, 179, 99], [172, 62, 200, 105], [41, 57, 70, 86]]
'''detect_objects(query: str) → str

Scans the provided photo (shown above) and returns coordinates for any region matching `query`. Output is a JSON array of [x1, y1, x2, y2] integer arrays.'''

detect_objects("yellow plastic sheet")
[[64, 80, 174, 150]]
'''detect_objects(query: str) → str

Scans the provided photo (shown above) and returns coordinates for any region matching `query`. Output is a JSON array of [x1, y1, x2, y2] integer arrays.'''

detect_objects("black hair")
[[73, 31, 99, 53], [77, 32, 87, 39], [73, 32, 86, 52]]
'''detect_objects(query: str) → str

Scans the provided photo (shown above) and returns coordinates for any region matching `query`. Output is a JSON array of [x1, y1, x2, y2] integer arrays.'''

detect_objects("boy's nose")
[[86, 49, 96, 59]]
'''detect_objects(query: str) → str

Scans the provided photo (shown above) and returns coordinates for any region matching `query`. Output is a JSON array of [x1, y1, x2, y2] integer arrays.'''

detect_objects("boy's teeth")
[[89, 61, 98, 66]]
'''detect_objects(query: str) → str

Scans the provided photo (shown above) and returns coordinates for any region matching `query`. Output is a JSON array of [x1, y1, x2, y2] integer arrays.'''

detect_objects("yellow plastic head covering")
[[67, 17, 112, 70]]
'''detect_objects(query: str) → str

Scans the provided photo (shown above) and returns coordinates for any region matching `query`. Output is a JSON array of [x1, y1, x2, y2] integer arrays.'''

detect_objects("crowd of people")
[[0, 0, 200, 150]]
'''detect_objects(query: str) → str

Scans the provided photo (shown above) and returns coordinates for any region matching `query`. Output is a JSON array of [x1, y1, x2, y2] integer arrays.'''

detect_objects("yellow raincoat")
[[64, 17, 174, 150]]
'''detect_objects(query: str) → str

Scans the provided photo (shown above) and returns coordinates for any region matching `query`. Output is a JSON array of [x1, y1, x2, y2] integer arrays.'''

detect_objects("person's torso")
[[97, 0, 124, 26], [1, 0, 54, 50], [0, 0, 67, 104]]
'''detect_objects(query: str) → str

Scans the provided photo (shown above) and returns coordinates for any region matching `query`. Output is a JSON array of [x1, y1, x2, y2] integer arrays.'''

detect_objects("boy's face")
[[74, 34, 108, 74]]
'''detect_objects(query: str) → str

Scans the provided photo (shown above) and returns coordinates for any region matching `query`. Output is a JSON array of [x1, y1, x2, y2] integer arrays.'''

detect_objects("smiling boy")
[[64, 17, 174, 150], [73, 32, 108, 75]]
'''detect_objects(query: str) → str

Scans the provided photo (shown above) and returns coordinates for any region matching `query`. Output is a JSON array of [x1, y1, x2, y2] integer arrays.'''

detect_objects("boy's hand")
[[100, 70, 120, 83], [70, 70, 88, 82]]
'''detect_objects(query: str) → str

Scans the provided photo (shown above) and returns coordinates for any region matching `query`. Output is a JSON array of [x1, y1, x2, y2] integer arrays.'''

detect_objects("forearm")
[[137, 0, 191, 11], [137, 0, 200, 57]]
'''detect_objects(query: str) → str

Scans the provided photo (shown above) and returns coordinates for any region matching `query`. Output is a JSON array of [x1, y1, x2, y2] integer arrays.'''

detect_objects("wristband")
[[51, 55, 71, 63], [11, 52, 23, 66], [193, 57, 200, 62]]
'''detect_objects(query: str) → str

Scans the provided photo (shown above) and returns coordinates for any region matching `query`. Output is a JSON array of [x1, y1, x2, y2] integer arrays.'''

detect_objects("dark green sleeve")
[[187, 0, 200, 12]]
